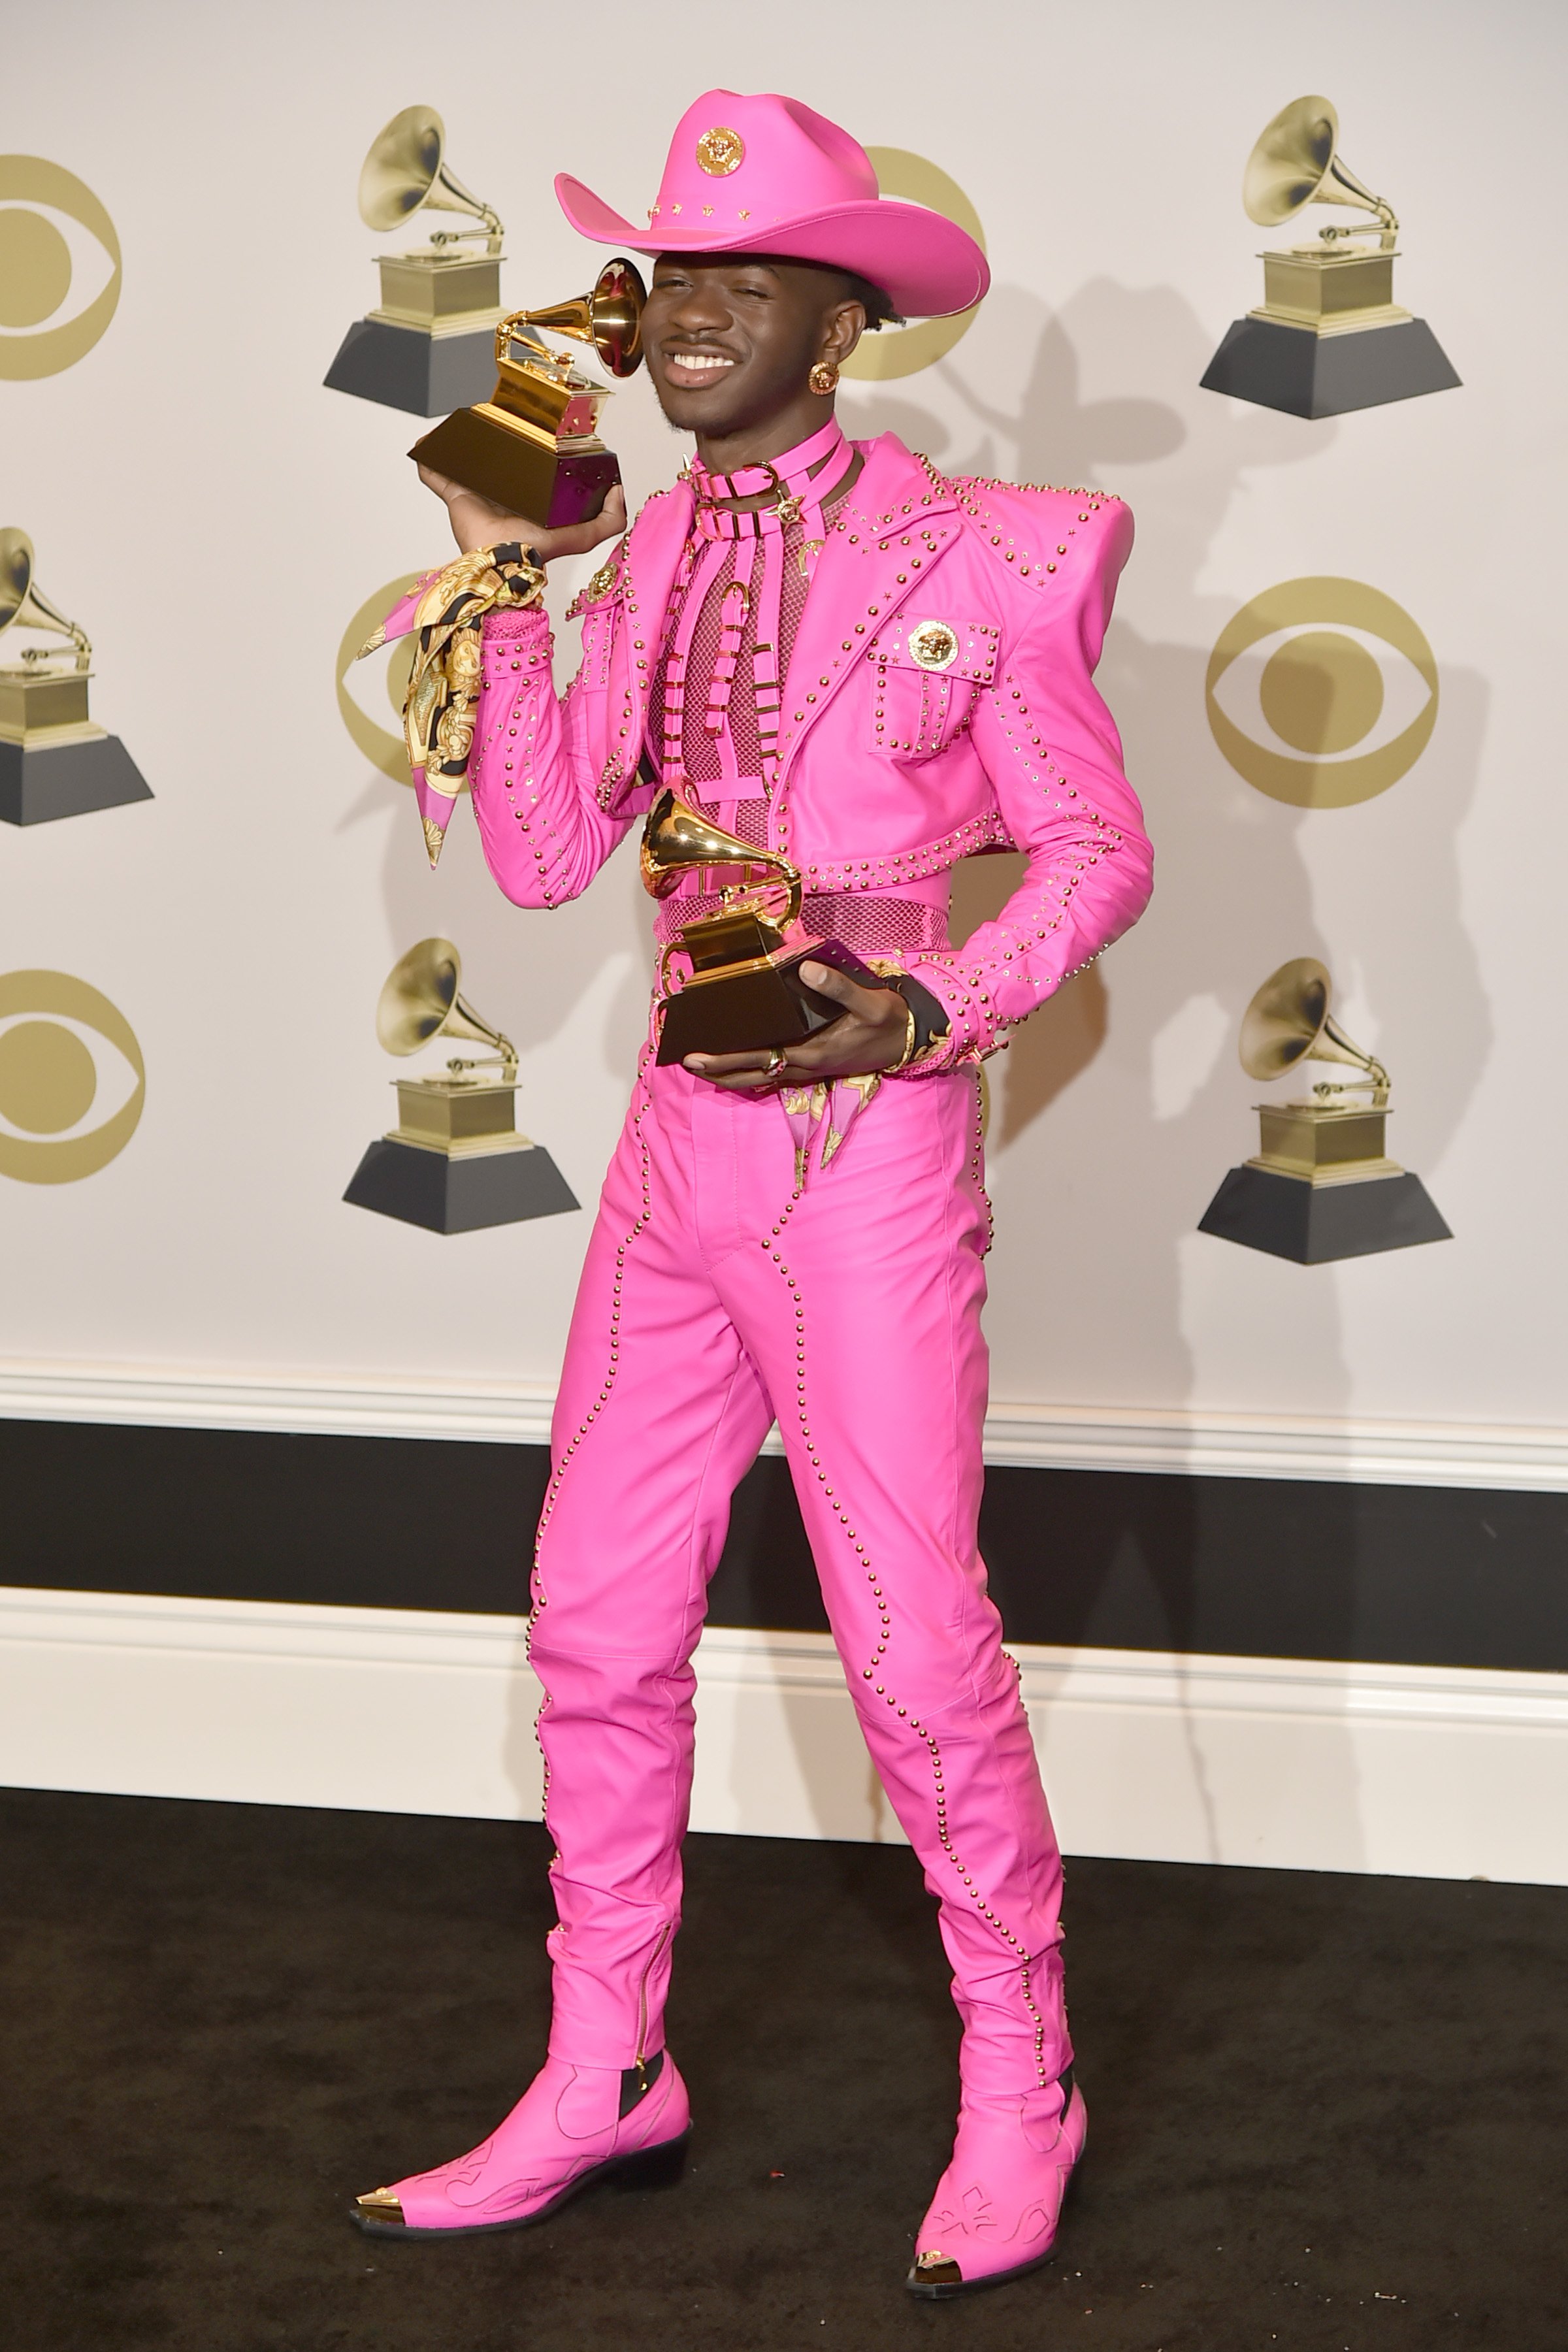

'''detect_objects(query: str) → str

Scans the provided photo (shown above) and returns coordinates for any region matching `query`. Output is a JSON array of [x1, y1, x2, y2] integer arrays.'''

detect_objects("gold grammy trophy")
[[342, 938, 578, 1233], [1199, 958, 1450, 1262], [1201, 95, 1460, 418], [324, 105, 508, 418], [409, 259, 645, 527], [0, 528, 151, 828], [642, 788, 878, 1066]]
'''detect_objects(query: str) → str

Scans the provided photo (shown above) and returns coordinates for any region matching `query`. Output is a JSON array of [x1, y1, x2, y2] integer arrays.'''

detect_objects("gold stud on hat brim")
[[551, 174, 989, 319]]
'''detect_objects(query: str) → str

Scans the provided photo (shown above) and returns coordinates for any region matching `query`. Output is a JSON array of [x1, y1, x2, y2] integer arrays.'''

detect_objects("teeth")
[[668, 353, 734, 374]]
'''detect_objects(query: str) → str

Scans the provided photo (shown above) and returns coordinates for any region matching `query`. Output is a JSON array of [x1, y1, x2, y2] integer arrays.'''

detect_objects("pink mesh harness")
[[649, 419, 950, 959]]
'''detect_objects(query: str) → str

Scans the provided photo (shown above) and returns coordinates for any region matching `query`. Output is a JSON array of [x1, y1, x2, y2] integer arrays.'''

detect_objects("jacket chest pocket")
[[867, 614, 999, 760]]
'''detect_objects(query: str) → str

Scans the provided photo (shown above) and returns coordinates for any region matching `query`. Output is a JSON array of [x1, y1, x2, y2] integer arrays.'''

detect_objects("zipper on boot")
[[620, 1922, 673, 2117]]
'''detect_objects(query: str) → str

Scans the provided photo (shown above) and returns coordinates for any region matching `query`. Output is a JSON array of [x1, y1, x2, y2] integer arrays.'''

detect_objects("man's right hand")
[[417, 464, 627, 568]]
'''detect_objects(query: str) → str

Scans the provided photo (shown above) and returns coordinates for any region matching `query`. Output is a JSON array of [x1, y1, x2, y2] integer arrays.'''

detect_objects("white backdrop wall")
[[3, 0, 1566, 1445]]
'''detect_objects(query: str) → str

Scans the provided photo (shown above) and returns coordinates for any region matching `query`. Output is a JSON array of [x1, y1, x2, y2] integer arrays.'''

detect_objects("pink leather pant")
[[529, 1057, 1070, 2102]]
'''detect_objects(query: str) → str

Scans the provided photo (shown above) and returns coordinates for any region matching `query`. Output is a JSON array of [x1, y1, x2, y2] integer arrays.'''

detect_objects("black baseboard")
[[3, 1419, 1564, 1673]]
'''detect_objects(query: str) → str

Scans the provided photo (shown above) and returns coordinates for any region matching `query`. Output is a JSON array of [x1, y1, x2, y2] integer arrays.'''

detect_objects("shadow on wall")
[[843, 279, 1493, 1868], [844, 280, 1347, 1445], [951, 858, 1110, 1148]]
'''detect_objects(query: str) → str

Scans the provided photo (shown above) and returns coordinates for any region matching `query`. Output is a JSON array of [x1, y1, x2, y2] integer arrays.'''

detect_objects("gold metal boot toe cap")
[[355, 2187, 405, 2226], [912, 2248, 963, 2285]]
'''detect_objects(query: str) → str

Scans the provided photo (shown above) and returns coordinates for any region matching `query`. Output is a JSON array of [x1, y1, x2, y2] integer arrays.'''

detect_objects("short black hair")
[[818, 263, 903, 333], [742, 253, 902, 331]]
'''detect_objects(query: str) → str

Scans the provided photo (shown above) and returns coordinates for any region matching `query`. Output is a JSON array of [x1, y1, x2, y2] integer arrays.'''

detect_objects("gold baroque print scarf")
[[357, 540, 544, 867]]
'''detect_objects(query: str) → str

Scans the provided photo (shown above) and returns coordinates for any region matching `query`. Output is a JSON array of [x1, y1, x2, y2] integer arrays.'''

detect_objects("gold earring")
[[808, 360, 840, 395]]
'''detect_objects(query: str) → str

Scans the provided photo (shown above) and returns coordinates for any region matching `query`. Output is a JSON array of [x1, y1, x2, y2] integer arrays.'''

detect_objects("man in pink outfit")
[[352, 90, 1152, 2298]]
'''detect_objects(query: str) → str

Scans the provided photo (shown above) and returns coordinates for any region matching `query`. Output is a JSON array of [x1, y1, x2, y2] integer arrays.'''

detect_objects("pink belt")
[[652, 885, 949, 958], [650, 779, 952, 960]]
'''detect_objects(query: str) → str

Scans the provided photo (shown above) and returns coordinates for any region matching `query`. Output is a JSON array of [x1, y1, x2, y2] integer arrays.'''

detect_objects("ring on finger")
[[764, 1047, 787, 1081]]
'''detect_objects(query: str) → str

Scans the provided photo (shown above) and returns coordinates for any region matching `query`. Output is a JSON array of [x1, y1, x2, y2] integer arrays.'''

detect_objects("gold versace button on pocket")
[[866, 615, 996, 759], [907, 619, 960, 672]]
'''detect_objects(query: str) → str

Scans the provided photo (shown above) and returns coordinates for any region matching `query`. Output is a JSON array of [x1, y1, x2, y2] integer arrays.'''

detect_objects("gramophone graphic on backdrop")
[[342, 937, 578, 1235], [0, 529, 151, 826], [1199, 958, 1450, 1264], [1201, 95, 1460, 418], [324, 106, 508, 417]]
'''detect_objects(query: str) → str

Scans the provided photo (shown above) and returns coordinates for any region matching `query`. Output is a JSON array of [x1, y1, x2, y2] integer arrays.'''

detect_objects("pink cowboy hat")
[[555, 90, 988, 320]]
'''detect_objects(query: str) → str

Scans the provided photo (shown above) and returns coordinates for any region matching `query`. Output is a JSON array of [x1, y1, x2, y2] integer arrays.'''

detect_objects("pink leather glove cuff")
[[895, 958, 985, 1075], [483, 604, 551, 642]]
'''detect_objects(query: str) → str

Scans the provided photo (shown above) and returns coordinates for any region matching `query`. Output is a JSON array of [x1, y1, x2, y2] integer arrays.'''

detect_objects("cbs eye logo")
[[1206, 578, 1438, 808], [0, 972, 144, 1183], [0, 157, 122, 379], [840, 150, 985, 384], [336, 575, 423, 786]]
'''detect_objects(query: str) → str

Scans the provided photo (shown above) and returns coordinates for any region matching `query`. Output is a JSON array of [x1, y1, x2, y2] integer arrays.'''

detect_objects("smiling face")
[[640, 254, 868, 466]]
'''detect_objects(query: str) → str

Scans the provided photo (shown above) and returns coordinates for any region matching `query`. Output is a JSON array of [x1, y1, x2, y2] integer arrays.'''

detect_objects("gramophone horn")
[[1239, 956, 1388, 1092], [357, 105, 502, 242], [640, 787, 803, 926], [1243, 95, 1397, 243], [508, 258, 646, 379], [376, 937, 517, 1065], [0, 527, 32, 631], [0, 527, 91, 668]]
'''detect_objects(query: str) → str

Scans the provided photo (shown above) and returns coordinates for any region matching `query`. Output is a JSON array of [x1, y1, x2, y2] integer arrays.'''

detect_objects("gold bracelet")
[[889, 993, 919, 1073]]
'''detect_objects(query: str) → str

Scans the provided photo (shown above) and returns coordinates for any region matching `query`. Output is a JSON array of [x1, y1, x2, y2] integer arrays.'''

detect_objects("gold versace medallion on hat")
[[695, 126, 744, 175]]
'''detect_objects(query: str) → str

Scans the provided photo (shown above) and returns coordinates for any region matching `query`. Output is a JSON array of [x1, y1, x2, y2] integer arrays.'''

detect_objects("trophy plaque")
[[408, 259, 644, 528], [343, 938, 578, 1234], [325, 105, 508, 418], [0, 529, 152, 828], [1199, 957, 1451, 1264], [1201, 95, 1460, 419], [642, 789, 886, 1066]]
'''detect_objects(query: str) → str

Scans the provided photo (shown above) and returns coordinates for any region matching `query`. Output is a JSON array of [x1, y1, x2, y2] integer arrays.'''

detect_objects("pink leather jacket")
[[464, 431, 1151, 1071]]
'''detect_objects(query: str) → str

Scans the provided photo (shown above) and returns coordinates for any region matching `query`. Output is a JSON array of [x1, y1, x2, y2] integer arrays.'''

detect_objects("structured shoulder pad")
[[565, 536, 629, 621], [947, 472, 1130, 593]]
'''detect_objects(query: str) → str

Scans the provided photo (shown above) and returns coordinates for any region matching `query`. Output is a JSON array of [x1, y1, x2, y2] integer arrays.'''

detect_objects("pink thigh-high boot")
[[354, 1066, 770, 2238], [355, 1060, 1081, 2283], [692, 1068, 1084, 2295]]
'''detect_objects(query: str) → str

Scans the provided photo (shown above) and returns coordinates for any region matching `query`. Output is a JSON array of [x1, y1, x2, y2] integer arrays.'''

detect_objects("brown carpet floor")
[[3, 1788, 1564, 2351]]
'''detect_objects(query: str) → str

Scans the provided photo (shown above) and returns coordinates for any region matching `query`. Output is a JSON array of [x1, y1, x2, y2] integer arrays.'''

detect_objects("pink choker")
[[687, 416, 855, 538]]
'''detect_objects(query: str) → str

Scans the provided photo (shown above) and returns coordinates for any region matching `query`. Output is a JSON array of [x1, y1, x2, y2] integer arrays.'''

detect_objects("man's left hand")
[[683, 963, 911, 1092]]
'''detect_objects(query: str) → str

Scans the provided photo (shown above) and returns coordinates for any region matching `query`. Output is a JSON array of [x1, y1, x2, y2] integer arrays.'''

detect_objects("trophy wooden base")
[[324, 318, 500, 419], [655, 948, 847, 1066], [408, 406, 621, 527], [1200, 314, 1461, 417], [0, 734, 152, 827], [343, 1137, 579, 1234], [1198, 1163, 1452, 1263]]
